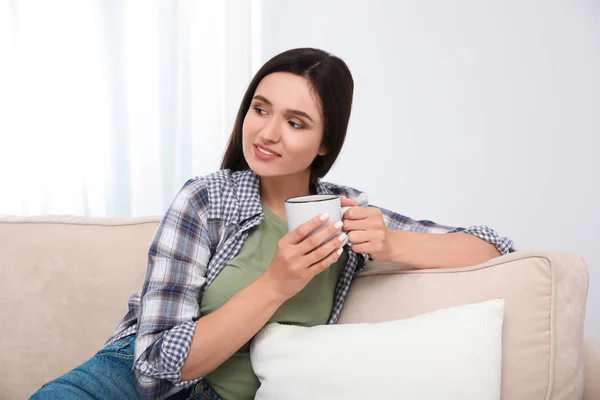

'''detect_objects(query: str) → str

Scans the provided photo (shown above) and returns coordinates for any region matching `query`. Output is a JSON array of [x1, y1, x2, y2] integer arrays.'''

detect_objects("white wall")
[[258, 0, 600, 337]]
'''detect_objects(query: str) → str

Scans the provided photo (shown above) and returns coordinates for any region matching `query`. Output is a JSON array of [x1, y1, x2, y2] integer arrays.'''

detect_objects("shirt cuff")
[[460, 225, 515, 255], [135, 320, 199, 385]]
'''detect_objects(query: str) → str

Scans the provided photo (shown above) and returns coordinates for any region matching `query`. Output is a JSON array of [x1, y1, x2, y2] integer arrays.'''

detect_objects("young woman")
[[32, 48, 514, 400]]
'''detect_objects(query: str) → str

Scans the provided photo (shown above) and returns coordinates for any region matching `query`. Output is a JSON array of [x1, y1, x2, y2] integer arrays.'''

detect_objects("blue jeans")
[[30, 335, 221, 400]]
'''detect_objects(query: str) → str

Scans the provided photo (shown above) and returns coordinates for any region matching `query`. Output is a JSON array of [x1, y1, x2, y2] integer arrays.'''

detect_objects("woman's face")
[[242, 72, 325, 180]]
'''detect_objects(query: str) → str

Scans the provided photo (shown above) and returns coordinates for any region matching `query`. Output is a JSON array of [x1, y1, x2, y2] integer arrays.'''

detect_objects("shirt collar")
[[235, 169, 262, 223]]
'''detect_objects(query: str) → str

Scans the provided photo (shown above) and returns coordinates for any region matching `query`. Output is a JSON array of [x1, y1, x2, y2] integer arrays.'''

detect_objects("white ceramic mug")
[[284, 194, 351, 247]]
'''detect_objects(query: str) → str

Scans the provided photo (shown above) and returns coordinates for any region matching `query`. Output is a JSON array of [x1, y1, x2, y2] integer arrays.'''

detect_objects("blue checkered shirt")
[[106, 168, 514, 399]]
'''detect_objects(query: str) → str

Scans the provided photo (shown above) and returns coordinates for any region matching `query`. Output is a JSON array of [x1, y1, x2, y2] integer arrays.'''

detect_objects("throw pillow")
[[250, 298, 504, 400]]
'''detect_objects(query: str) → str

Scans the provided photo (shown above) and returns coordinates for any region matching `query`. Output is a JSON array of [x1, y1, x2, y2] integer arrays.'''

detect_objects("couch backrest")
[[0, 216, 161, 399]]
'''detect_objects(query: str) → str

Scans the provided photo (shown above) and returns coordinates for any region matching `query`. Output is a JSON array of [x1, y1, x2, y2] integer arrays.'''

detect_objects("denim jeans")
[[30, 335, 221, 400]]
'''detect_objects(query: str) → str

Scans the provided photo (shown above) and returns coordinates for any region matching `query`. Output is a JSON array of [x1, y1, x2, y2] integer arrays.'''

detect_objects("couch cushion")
[[251, 299, 504, 399], [339, 250, 588, 399], [0, 215, 161, 400]]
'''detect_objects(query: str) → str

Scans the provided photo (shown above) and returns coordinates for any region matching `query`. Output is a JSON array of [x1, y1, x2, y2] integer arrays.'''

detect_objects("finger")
[[340, 196, 357, 207], [347, 231, 370, 245], [299, 220, 344, 255], [305, 230, 347, 266], [342, 219, 369, 232], [287, 213, 330, 244], [343, 206, 371, 220], [308, 246, 344, 276]]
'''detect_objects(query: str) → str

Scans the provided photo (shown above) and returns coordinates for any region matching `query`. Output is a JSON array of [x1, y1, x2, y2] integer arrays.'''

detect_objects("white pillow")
[[250, 299, 504, 400]]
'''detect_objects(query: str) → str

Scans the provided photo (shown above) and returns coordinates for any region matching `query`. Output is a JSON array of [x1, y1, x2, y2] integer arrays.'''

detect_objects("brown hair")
[[220, 48, 354, 183]]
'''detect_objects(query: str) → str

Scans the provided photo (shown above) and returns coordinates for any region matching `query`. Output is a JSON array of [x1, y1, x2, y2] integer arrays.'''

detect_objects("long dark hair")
[[220, 48, 354, 183]]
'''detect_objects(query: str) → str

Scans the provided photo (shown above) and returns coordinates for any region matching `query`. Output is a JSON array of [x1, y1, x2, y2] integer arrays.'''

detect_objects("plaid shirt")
[[107, 168, 514, 399]]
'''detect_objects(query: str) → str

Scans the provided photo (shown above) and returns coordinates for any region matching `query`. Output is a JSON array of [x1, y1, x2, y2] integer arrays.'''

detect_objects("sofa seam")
[[545, 255, 556, 400], [96, 353, 135, 361], [0, 218, 162, 227], [358, 254, 554, 277]]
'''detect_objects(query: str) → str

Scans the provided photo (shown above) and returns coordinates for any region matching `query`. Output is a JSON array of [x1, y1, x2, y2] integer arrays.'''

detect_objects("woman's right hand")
[[261, 213, 347, 302]]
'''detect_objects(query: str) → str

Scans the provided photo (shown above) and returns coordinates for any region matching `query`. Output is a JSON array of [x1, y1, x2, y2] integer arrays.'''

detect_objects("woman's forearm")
[[180, 275, 285, 381], [385, 230, 501, 269]]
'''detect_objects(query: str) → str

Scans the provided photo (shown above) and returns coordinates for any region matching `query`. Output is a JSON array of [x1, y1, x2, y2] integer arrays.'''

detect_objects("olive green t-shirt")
[[199, 204, 348, 400]]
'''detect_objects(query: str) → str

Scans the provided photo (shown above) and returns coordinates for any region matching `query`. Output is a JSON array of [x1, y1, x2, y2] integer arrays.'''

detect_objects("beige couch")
[[1, 215, 598, 400]]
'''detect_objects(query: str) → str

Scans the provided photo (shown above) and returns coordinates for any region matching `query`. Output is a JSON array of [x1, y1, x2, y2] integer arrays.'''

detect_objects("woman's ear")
[[318, 144, 327, 156]]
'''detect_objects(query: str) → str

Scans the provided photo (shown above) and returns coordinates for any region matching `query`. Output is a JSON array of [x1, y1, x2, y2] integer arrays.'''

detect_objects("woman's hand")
[[261, 213, 347, 301], [341, 196, 391, 262]]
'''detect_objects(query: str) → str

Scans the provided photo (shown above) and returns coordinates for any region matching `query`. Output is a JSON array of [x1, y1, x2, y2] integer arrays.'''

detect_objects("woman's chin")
[[246, 156, 309, 180]]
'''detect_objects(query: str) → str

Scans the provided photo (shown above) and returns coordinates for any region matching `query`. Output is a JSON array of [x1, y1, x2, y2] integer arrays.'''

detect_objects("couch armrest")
[[585, 338, 600, 400], [345, 250, 589, 399]]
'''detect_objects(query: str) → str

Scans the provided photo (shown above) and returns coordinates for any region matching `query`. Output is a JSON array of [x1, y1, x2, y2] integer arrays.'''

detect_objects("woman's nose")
[[259, 119, 280, 143]]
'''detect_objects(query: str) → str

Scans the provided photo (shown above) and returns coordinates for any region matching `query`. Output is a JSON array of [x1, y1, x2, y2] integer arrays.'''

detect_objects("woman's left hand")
[[340, 196, 391, 261]]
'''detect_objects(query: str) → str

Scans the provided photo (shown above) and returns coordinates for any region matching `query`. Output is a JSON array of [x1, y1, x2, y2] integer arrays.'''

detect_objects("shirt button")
[[140, 364, 148, 372]]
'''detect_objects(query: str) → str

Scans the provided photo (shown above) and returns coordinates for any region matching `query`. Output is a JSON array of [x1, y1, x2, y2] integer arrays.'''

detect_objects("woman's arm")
[[340, 196, 514, 270], [375, 204, 514, 268], [132, 179, 213, 399], [180, 275, 284, 380], [384, 230, 501, 269]]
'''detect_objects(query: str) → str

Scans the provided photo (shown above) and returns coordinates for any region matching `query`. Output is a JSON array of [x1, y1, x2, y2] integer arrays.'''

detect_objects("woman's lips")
[[254, 144, 280, 161]]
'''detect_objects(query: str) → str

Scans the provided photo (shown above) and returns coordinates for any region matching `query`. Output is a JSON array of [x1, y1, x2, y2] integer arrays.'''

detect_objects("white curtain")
[[0, 0, 260, 217]]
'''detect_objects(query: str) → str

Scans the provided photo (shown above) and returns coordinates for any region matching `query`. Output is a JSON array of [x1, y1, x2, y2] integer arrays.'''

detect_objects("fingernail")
[[337, 248, 343, 256], [320, 213, 329, 221], [338, 232, 347, 241], [334, 221, 343, 229]]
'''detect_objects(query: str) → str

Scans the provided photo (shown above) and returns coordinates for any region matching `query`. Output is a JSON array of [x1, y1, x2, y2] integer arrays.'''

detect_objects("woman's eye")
[[254, 107, 267, 116], [288, 121, 303, 129]]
